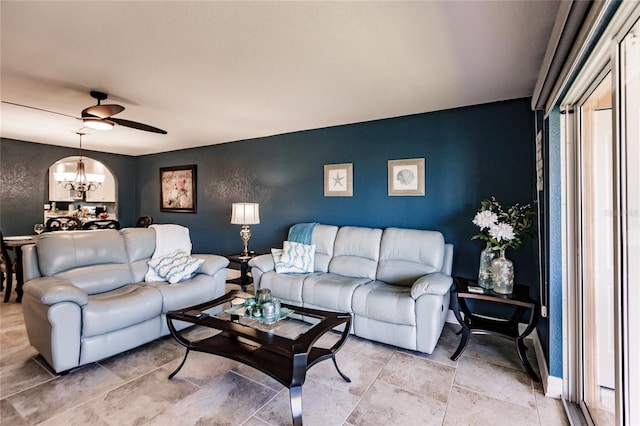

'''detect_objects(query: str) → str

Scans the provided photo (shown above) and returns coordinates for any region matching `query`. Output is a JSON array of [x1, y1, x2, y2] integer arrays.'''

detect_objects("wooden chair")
[[45, 216, 82, 232], [0, 230, 14, 303], [135, 216, 153, 228], [82, 219, 121, 230]]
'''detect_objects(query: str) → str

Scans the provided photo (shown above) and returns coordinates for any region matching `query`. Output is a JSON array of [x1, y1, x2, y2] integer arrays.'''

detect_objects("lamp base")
[[239, 225, 252, 257]]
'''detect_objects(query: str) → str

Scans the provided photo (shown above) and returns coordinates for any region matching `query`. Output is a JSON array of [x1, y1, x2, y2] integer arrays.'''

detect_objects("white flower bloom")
[[489, 223, 515, 242], [473, 210, 498, 230]]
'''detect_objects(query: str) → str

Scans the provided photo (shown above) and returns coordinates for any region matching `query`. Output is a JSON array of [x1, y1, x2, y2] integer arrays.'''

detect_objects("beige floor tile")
[[0, 355, 54, 399], [535, 392, 570, 426], [3, 363, 125, 425], [455, 355, 536, 409], [98, 337, 185, 381], [40, 404, 111, 426], [378, 352, 455, 403], [151, 370, 277, 425], [339, 334, 396, 364], [76, 364, 199, 426], [443, 385, 539, 426], [306, 344, 386, 397], [256, 377, 360, 426], [347, 380, 447, 426]]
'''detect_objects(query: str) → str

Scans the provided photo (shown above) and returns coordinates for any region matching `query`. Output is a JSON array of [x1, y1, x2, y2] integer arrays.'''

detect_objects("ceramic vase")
[[478, 242, 497, 289], [491, 249, 514, 294]]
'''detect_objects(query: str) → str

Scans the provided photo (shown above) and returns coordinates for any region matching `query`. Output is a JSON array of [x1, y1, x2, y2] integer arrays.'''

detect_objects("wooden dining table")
[[2, 235, 36, 302]]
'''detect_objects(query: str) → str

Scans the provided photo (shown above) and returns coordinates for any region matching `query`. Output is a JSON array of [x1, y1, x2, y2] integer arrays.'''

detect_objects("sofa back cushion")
[[310, 224, 339, 272], [36, 229, 134, 293], [329, 226, 382, 279], [121, 227, 156, 282], [376, 228, 445, 286]]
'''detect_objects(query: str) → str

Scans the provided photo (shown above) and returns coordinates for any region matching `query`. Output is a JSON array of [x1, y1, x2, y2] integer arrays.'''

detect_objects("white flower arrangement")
[[472, 197, 536, 251]]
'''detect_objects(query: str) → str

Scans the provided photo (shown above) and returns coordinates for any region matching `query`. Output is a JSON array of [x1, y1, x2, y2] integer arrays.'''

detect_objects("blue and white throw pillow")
[[148, 249, 204, 284], [272, 241, 315, 274]]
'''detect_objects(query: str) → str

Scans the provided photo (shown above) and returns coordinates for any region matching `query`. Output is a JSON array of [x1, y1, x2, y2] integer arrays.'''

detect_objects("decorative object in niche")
[[388, 158, 425, 196], [324, 163, 353, 197], [160, 165, 197, 213]]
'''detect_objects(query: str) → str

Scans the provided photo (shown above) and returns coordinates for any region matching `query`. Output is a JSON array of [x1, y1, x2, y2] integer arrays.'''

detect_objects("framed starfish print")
[[324, 163, 353, 197]]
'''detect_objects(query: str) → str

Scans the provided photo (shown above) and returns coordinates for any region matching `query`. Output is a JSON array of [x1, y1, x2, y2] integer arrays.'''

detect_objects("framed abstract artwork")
[[388, 158, 425, 196], [324, 163, 353, 197], [160, 164, 197, 213]]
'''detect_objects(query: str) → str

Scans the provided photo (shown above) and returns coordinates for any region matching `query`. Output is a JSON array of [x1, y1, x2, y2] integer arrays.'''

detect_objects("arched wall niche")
[[47, 156, 118, 218]]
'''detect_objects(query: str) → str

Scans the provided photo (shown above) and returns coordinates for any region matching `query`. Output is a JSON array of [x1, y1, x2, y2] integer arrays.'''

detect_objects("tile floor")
[[0, 280, 568, 425]]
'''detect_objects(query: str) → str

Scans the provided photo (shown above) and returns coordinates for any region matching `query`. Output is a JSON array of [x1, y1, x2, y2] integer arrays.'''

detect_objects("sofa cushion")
[[82, 284, 163, 337], [310, 224, 339, 272], [55, 263, 136, 295], [328, 226, 382, 280], [273, 241, 315, 274], [302, 273, 372, 312], [144, 274, 221, 312], [121, 228, 156, 263], [37, 230, 129, 277], [352, 281, 416, 326], [376, 228, 445, 286], [255, 270, 310, 305]]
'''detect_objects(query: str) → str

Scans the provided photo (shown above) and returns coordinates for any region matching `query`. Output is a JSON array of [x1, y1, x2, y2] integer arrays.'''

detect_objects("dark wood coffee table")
[[166, 290, 352, 426]]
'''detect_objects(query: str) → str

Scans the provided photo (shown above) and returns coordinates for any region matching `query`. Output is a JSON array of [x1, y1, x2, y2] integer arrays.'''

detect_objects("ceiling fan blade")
[[1, 101, 79, 119], [82, 104, 124, 119], [110, 117, 167, 134]]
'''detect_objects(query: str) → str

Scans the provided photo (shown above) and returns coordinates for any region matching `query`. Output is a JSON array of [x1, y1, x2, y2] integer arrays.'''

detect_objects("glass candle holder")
[[257, 288, 272, 305]]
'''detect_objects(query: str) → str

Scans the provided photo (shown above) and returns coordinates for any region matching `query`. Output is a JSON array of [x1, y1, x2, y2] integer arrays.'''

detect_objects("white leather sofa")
[[249, 224, 454, 354], [21, 228, 229, 373]]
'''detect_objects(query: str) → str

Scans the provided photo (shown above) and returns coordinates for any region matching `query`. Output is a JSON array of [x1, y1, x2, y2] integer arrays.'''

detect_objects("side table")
[[450, 276, 540, 382], [226, 252, 259, 292]]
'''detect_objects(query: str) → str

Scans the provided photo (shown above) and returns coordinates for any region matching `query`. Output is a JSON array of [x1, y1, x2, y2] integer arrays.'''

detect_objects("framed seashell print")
[[388, 158, 425, 196], [324, 163, 353, 197]]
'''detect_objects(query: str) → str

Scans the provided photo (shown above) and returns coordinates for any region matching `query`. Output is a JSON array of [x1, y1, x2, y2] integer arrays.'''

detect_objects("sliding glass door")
[[562, 11, 640, 425], [578, 72, 616, 426], [619, 19, 639, 426]]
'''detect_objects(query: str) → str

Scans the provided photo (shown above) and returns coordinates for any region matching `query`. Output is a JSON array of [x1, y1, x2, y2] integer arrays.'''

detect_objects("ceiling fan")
[[3, 90, 167, 134]]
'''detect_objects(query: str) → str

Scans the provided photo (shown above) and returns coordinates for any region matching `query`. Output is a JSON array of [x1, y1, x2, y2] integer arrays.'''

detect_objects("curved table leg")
[[290, 385, 303, 426], [515, 303, 541, 381], [451, 325, 470, 361], [332, 354, 351, 383], [516, 338, 540, 382], [168, 348, 190, 379]]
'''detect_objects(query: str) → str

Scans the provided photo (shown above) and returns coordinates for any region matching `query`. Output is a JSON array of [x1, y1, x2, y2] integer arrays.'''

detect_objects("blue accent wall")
[[547, 108, 563, 378], [136, 98, 538, 291], [0, 138, 137, 235]]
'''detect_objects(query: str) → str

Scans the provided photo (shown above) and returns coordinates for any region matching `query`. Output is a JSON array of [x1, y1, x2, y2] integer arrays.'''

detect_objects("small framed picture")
[[160, 165, 197, 213], [324, 163, 353, 197], [388, 158, 425, 196]]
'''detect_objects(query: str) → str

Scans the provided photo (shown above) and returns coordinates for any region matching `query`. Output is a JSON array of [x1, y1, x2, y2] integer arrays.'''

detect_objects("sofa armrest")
[[23, 277, 89, 306], [410, 272, 453, 299], [248, 253, 275, 273], [194, 254, 230, 276]]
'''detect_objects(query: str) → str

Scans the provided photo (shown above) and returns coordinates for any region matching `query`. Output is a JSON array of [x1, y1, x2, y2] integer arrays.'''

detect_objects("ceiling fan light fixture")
[[83, 117, 115, 130]]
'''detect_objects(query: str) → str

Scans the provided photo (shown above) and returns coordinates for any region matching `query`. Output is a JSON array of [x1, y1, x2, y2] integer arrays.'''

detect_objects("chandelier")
[[54, 132, 104, 199]]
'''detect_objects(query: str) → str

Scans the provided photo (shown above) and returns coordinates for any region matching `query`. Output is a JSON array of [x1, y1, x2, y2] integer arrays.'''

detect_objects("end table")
[[450, 276, 540, 381], [226, 252, 259, 292]]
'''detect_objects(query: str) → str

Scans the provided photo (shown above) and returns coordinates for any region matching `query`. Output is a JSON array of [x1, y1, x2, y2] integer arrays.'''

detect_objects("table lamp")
[[231, 203, 260, 257]]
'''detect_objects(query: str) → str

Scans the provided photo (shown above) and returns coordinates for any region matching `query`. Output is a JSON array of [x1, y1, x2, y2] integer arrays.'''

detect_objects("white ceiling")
[[1, 1, 559, 156]]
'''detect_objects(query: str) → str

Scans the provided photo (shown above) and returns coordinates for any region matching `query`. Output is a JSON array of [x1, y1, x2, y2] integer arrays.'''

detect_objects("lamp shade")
[[231, 203, 260, 225]]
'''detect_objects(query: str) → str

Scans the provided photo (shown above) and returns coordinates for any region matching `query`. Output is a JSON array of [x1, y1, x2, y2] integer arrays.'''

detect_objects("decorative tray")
[[224, 304, 294, 325]]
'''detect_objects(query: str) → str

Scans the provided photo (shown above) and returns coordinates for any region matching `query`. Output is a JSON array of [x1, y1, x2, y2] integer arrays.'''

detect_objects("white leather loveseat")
[[21, 227, 229, 373], [249, 224, 453, 354]]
